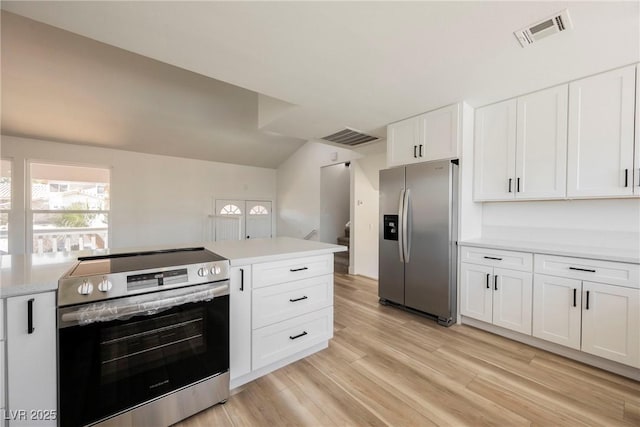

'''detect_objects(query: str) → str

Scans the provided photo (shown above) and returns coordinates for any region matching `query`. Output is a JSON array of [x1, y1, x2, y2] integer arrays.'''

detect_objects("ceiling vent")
[[321, 128, 379, 146], [514, 9, 573, 47]]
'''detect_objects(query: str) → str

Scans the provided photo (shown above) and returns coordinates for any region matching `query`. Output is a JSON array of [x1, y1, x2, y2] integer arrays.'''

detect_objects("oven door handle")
[[59, 283, 229, 327]]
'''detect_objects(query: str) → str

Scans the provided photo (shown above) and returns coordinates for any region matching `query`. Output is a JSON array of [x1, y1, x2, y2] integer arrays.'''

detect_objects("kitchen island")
[[0, 237, 346, 426]]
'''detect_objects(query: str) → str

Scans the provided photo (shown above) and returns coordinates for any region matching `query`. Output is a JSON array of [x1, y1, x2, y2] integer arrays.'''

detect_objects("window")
[[249, 205, 268, 215], [30, 162, 110, 254], [1, 159, 11, 254], [219, 204, 242, 215]]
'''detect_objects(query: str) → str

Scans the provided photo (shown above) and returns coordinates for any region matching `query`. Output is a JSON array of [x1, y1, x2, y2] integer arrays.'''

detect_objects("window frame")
[[27, 159, 112, 254], [0, 158, 13, 255]]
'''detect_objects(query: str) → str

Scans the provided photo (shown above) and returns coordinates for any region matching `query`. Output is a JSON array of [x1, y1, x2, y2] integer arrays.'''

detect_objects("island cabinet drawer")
[[460, 246, 532, 272], [253, 274, 333, 329], [252, 254, 333, 288], [252, 307, 333, 370], [534, 254, 640, 288]]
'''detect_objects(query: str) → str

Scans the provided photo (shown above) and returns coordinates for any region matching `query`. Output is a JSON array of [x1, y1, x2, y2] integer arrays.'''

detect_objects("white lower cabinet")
[[231, 254, 335, 388], [6, 292, 57, 427], [533, 274, 640, 368], [532, 274, 582, 350], [460, 262, 532, 335], [581, 281, 639, 367], [230, 266, 252, 381]]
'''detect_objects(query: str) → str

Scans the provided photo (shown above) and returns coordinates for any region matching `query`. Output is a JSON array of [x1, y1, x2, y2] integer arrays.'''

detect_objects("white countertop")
[[1, 237, 346, 298], [204, 237, 346, 266], [459, 238, 640, 264]]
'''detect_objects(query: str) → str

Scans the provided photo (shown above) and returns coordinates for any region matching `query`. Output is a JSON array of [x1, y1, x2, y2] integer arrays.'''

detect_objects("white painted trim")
[[461, 316, 640, 380]]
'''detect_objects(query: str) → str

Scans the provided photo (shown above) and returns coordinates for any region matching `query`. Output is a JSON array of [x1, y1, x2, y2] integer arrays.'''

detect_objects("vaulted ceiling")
[[1, 1, 638, 168]]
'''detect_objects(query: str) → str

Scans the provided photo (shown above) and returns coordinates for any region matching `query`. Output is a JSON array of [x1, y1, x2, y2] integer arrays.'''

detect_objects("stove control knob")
[[198, 267, 208, 277], [98, 278, 113, 293], [211, 265, 221, 275], [77, 280, 93, 296]]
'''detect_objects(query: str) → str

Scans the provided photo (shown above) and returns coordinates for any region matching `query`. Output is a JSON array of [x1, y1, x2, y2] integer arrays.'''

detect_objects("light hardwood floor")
[[177, 273, 640, 426]]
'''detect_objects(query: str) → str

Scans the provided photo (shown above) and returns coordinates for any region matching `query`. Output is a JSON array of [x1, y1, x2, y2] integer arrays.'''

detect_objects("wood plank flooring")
[[177, 273, 640, 426]]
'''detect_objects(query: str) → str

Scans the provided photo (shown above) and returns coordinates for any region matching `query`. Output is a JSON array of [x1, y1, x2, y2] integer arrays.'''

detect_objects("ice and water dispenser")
[[383, 215, 399, 241]]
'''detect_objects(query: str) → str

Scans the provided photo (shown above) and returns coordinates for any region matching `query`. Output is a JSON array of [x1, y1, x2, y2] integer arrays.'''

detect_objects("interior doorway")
[[214, 199, 273, 241], [320, 162, 351, 273]]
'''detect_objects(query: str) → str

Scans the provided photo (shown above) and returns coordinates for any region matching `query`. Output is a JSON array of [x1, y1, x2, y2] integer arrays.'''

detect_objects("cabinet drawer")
[[534, 254, 639, 288], [252, 307, 333, 370], [460, 246, 532, 272], [253, 274, 333, 329], [252, 254, 333, 288]]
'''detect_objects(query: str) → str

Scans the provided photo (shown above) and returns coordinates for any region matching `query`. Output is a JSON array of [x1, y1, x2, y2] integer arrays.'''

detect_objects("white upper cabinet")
[[473, 99, 517, 201], [419, 103, 460, 162], [387, 104, 459, 167], [567, 65, 636, 198], [387, 118, 420, 167], [474, 86, 568, 201], [515, 85, 568, 199]]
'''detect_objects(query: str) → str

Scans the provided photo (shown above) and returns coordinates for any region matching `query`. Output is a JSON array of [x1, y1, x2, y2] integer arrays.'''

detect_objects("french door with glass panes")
[[214, 199, 272, 241]]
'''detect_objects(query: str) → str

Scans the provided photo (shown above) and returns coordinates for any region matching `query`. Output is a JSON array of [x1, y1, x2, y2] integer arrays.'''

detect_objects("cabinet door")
[[492, 268, 533, 335], [230, 266, 252, 381], [567, 65, 636, 198], [460, 263, 493, 323], [581, 281, 639, 368], [473, 99, 517, 201], [419, 104, 459, 161], [635, 64, 640, 196], [6, 292, 56, 427], [516, 85, 568, 199], [387, 118, 420, 167], [532, 274, 581, 350]]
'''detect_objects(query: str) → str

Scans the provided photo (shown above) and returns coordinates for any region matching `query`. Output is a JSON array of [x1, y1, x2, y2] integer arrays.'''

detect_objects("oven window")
[[99, 308, 206, 383], [59, 295, 229, 427]]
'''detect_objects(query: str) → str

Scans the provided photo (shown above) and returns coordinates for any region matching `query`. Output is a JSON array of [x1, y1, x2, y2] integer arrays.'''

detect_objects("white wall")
[[276, 141, 362, 239], [319, 163, 350, 244], [482, 199, 640, 250], [2, 135, 277, 254], [351, 151, 386, 279]]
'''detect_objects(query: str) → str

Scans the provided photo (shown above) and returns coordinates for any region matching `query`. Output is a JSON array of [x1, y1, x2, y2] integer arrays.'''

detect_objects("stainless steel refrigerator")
[[379, 159, 458, 326]]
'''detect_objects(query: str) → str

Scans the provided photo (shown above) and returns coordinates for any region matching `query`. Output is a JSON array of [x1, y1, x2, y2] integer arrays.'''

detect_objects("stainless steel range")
[[57, 247, 230, 427]]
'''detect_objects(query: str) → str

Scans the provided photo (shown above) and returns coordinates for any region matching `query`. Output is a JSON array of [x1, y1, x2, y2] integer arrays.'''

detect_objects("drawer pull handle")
[[573, 288, 577, 307], [290, 267, 309, 272], [289, 331, 308, 340], [289, 296, 308, 302], [624, 169, 629, 188], [486, 273, 490, 289], [569, 267, 596, 273], [27, 298, 35, 334], [240, 268, 244, 292], [508, 178, 512, 193], [484, 256, 502, 261]]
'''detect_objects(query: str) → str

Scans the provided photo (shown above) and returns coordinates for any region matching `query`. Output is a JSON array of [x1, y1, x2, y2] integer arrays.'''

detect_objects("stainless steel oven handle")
[[60, 282, 229, 327]]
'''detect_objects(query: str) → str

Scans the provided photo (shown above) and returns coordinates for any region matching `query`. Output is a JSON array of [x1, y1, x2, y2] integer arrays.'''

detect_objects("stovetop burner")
[[58, 247, 230, 307], [70, 247, 226, 277]]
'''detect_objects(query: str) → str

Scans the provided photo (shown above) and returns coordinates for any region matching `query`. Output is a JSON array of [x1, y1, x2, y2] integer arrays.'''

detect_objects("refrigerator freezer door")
[[379, 167, 405, 305], [404, 161, 453, 318]]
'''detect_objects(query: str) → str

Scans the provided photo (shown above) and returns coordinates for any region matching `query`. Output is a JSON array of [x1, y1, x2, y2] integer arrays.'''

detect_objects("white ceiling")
[[2, 1, 639, 168]]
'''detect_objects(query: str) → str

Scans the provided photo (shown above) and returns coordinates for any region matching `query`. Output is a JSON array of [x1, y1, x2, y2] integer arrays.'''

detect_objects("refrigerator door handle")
[[402, 188, 411, 263], [398, 188, 405, 263]]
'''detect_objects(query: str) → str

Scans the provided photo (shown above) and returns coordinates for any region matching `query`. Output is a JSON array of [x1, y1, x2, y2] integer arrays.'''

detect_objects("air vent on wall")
[[514, 9, 573, 47], [321, 128, 379, 146]]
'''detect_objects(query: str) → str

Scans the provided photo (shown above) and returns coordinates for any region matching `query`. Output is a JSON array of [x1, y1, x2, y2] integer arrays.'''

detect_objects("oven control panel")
[[59, 259, 230, 307]]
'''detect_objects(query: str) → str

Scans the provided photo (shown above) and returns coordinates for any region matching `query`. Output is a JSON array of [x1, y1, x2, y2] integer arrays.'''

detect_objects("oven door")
[[58, 282, 229, 427]]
